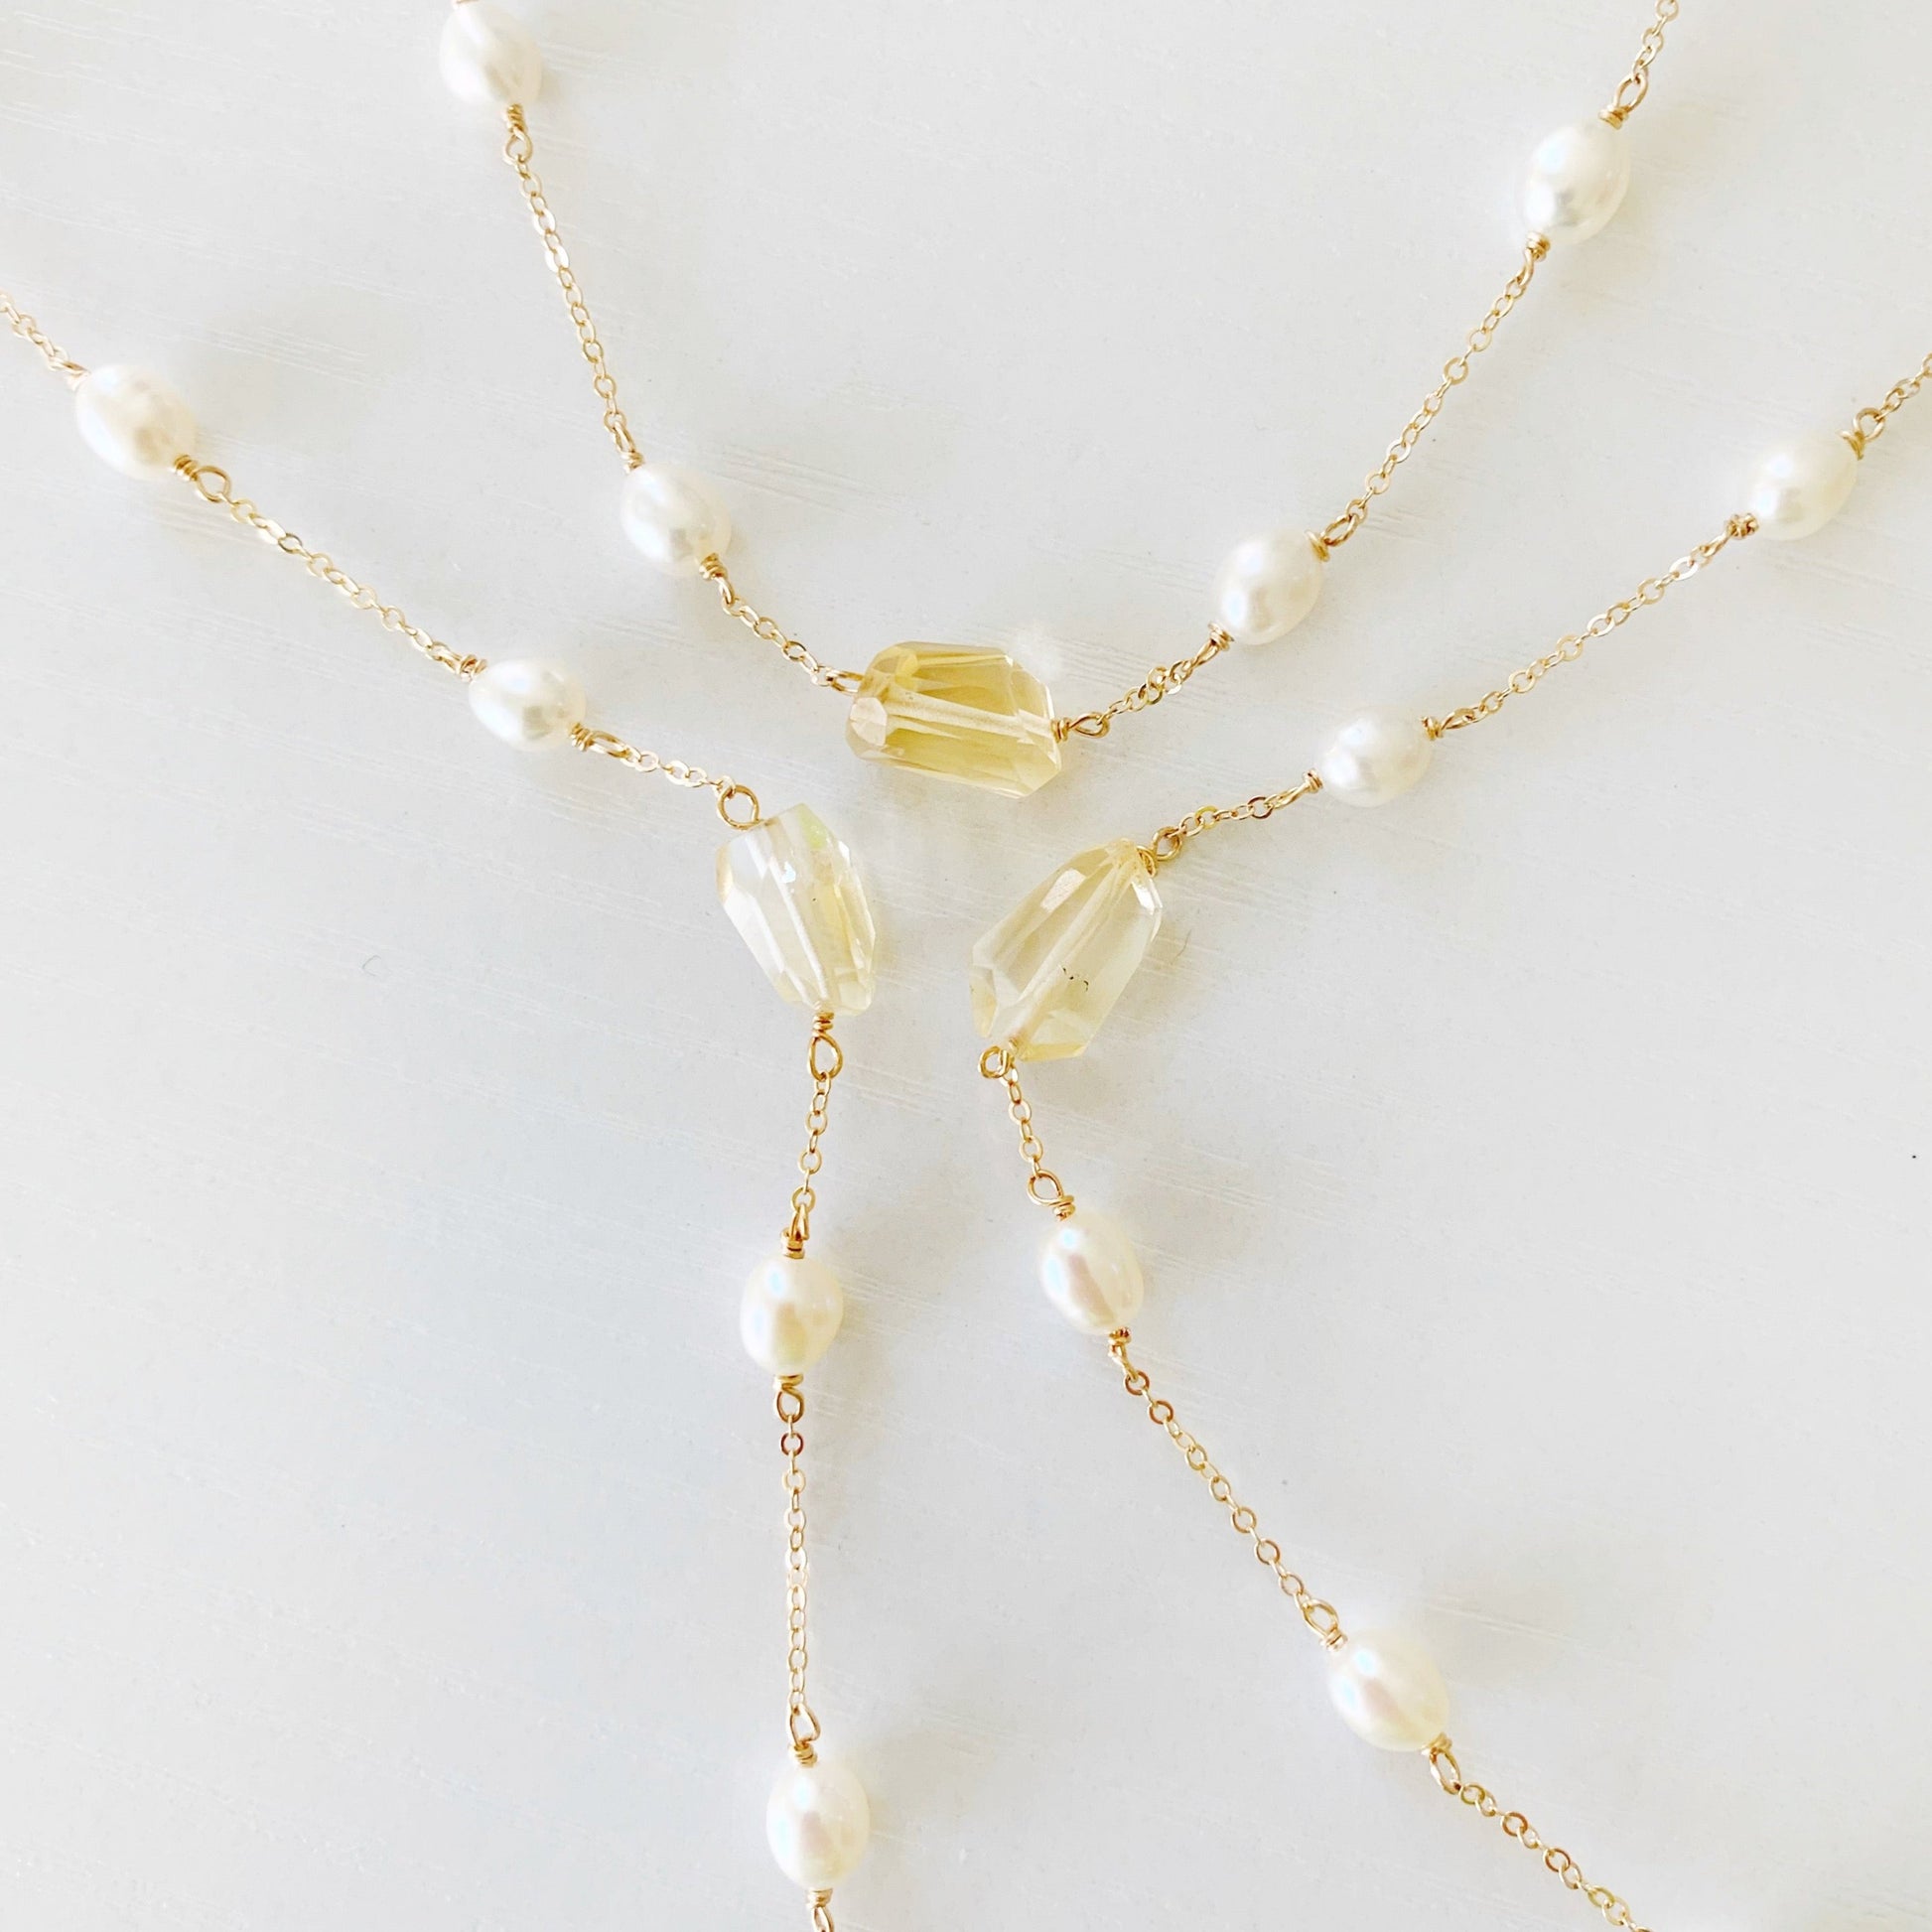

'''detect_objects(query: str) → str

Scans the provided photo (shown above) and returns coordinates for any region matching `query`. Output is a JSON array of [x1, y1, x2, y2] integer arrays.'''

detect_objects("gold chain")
[[977, 1044, 1076, 1216], [1053, 0, 1684, 733], [501, 106, 643, 471], [1128, 510, 1759, 864], [1054, 627, 1231, 742], [1318, 236, 1551, 553], [1, 285, 768, 821], [174, 459, 488, 680], [1139, 772, 1321, 868], [567, 724, 761, 827], [1847, 350, 1932, 456], [0, 288, 86, 387], [1106, 1333, 1346, 1648], [1426, 512, 1757, 735], [701, 559, 862, 695], [807, 1889, 837, 1932], [1429, 1741, 1652, 1932], [775, 1376, 823, 1760], [784, 1014, 846, 1256], [1602, 0, 1681, 125], [1111, 1323, 1652, 1926], [972, 1058, 1657, 1927]]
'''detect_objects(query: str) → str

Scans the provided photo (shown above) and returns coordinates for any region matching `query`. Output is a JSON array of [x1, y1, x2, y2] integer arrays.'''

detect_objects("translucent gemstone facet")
[[718, 804, 877, 1015], [846, 643, 1062, 798], [969, 839, 1163, 1060]]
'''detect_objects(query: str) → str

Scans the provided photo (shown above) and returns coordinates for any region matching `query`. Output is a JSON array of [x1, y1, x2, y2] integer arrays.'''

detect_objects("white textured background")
[[1, 3, 1928, 1928]]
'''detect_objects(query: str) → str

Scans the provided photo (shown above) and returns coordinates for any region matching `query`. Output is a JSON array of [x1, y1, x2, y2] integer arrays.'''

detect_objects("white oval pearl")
[[766, 1756, 871, 1890], [439, 2, 543, 107], [741, 1255, 846, 1376], [1317, 709, 1433, 807], [1327, 1630, 1451, 1751], [468, 659, 585, 749], [1745, 433, 1860, 541], [1521, 119, 1630, 245], [1039, 1211, 1145, 1333], [73, 365, 197, 480], [1211, 529, 1325, 646], [621, 463, 733, 576]]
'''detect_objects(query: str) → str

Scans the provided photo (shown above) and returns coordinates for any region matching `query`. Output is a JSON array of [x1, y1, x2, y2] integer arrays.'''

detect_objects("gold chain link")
[[1054, 627, 1231, 742], [1426, 512, 1757, 736], [1602, 0, 1681, 125], [784, 1014, 846, 1256], [977, 1044, 1076, 1216], [701, 559, 862, 695], [0, 288, 87, 387], [566, 724, 761, 827], [174, 458, 488, 679], [501, 106, 643, 471], [775, 1376, 823, 1761], [1428, 1741, 1653, 1932], [1318, 236, 1551, 554], [1846, 350, 1932, 456], [807, 1889, 837, 1932], [1139, 771, 1322, 868], [1106, 1333, 1347, 1648]]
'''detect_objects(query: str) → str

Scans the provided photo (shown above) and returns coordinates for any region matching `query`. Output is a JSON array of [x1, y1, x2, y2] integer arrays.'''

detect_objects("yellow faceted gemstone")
[[969, 839, 1163, 1060], [846, 643, 1062, 798], [718, 803, 878, 1015]]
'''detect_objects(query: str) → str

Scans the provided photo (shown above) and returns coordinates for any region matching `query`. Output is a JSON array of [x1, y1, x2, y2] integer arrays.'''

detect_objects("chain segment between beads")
[[1428, 1741, 1653, 1932], [1105, 1332, 1346, 1648], [1318, 235, 1551, 553], [567, 724, 762, 827], [701, 559, 862, 694], [1140, 772, 1322, 868], [173, 459, 487, 679], [785, 1014, 846, 1256], [1425, 512, 1757, 735], [1054, 627, 1232, 742], [502, 105, 643, 471], [0, 289, 86, 387], [977, 1044, 1076, 1216], [776, 1376, 823, 1762]]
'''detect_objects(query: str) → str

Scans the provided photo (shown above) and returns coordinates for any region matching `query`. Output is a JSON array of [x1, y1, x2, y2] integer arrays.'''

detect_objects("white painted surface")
[[1, 4, 1928, 1928]]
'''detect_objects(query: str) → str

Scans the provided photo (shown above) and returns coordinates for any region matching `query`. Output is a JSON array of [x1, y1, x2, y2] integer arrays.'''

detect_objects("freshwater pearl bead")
[[621, 463, 733, 576], [1039, 1211, 1145, 1333], [1317, 708, 1433, 806], [1745, 433, 1860, 541], [468, 659, 585, 749], [741, 1255, 846, 1376], [439, 2, 543, 106], [1327, 1630, 1451, 1751], [766, 1756, 872, 1890], [1211, 529, 1325, 645], [73, 366, 197, 480], [1521, 119, 1630, 245]]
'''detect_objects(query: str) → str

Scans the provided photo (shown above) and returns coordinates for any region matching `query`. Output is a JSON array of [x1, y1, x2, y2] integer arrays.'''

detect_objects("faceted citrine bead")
[[718, 804, 878, 1015], [969, 839, 1163, 1060], [845, 644, 1062, 799]]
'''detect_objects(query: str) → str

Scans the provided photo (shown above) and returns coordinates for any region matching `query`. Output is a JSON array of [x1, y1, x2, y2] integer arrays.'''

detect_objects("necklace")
[[9, 8, 1921, 1925], [0, 286, 883, 1927], [439, 0, 1682, 798], [971, 348, 1932, 1924]]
